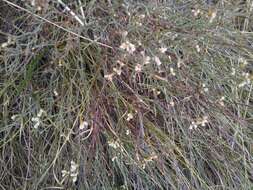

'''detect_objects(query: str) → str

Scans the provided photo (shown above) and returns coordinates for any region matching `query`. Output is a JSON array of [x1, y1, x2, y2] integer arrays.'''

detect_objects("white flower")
[[220, 96, 225, 101], [104, 73, 114, 81], [135, 64, 142, 72], [239, 72, 251, 87], [58, 59, 63, 67], [53, 89, 59, 96], [126, 129, 130, 135], [139, 14, 145, 19], [204, 88, 208, 92], [154, 56, 162, 66], [108, 140, 120, 149], [126, 113, 134, 121], [177, 59, 183, 68], [190, 116, 209, 130], [62, 161, 79, 183], [1, 42, 8, 48], [70, 160, 79, 183], [31, 117, 40, 129], [31, 109, 45, 129], [152, 88, 161, 95], [70, 161, 78, 173], [238, 81, 247, 88], [202, 83, 208, 92], [219, 96, 225, 106], [201, 116, 208, 126], [242, 72, 249, 78], [79, 120, 88, 130], [169, 100, 175, 107], [120, 42, 127, 49], [37, 6, 42, 11], [61, 170, 69, 178], [136, 21, 142, 26], [120, 40, 136, 54], [37, 109, 45, 117], [137, 40, 142, 46], [31, 0, 35, 6], [113, 67, 122, 76], [238, 80, 250, 88], [192, 9, 201, 17], [168, 55, 172, 61], [196, 44, 201, 52], [231, 68, 236, 76], [143, 56, 151, 65], [117, 60, 125, 67], [72, 175, 77, 183], [189, 121, 197, 130], [11, 115, 18, 121], [170, 67, 176, 76], [159, 47, 167, 53], [238, 57, 248, 66]]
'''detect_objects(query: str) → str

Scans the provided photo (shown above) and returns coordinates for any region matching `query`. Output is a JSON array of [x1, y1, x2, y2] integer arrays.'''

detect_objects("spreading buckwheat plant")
[[0, 0, 253, 189]]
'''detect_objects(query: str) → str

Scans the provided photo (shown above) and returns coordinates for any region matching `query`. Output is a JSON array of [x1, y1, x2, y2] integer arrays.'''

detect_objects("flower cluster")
[[108, 140, 121, 149], [61, 160, 79, 183], [104, 73, 114, 82], [30, 0, 42, 11], [31, 109, 45, 129], [239, 72, 252, 88], [192, 9, 201, 17], [201, 83, 209, 93], [238, 57, 248, 66], [135, 64, 142, 72], [189, 116, 208, 130], [152, 88, 161, 96], [126, 113, 134, 121], [120, 40, 136, 54], [53, 89, 59, 97], [104, 60, 125, 81], [218, 96, 225, 106], [108, 139, 125, 154], [195, 44, 201, 53]]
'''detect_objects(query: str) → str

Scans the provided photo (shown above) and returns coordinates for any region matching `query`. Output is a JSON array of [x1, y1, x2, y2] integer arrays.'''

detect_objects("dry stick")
[[2, 0, 113, 49], [138, 112, 145, 150], [57, 0, 84, 26], [78, 0, 85, 21], [243, 0, 253, 31]]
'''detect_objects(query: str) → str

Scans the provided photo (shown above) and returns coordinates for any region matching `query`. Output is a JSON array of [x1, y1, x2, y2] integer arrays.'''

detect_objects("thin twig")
[[2, 0, 113, 49], [57, 0, 84, 26], [78, 0, 85, 21]]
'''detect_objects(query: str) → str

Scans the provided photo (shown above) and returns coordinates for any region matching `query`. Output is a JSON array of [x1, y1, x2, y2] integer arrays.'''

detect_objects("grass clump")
[[0, 0, 253, 189]]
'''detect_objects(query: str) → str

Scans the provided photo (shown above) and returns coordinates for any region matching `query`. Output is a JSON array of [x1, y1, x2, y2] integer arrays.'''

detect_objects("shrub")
[[0, 0, 252, 189]]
